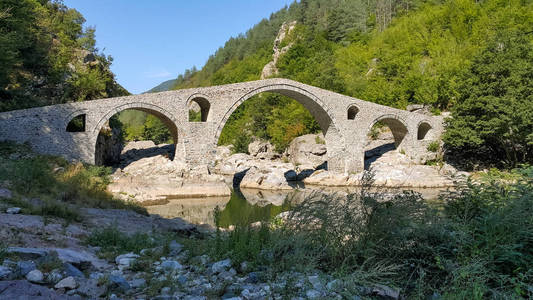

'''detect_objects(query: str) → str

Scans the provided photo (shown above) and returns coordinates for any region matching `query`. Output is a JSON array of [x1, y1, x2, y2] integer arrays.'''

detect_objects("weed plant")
[[211, 168, 533, 299]]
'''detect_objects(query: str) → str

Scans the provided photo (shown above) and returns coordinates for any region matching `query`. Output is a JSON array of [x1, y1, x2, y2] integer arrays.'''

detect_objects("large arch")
[[363, 114, 409, 170], [214, 83, 346, 172], [91, 102, 180, 165]]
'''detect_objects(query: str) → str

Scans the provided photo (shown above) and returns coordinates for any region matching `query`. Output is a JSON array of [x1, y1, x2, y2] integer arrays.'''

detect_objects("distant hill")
[[145, 78, 177, 93]]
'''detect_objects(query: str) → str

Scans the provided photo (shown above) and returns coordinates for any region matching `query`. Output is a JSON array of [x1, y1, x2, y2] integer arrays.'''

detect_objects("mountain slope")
[[146, 78, 177, 93], [0, 0, 128, 112]]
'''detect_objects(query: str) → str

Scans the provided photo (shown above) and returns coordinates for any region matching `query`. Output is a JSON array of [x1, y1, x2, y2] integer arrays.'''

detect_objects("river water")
[[144, 186, 446, 228]]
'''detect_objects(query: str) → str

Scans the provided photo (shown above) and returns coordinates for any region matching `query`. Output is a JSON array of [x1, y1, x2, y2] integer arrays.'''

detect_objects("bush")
[[427, 141, 440, 152], [211, 168, 533, 298], [86, 225, 160, 260]]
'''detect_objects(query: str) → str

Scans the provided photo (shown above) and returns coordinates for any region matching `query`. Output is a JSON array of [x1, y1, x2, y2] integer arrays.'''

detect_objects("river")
[[144, 186, 446, 228]]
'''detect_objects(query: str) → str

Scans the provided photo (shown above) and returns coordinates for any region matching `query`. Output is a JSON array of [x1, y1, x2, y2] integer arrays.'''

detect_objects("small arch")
[[188, 95, 210, 122], [66, 114, 86, 132], [347, 105, 359, 120], [417, 122, 433, 140]]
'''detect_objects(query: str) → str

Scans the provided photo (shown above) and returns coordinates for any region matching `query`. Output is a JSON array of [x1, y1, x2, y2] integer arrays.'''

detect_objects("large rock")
[[26, 269, 44, 283], [108, 145, 231, 203], [214, 153, 254, 175], [248, 140, 277, 160], [55, 276, 78, 289], [287, 134, 327, 169], [0, 188, 12, 199], [0, 280, 77, 299], [239, 164, 296, 190]]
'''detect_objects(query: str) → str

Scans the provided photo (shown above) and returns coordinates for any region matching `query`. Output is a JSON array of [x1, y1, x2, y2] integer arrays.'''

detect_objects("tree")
[[443, 30, 533, 166], [143, 115, 172, 145]]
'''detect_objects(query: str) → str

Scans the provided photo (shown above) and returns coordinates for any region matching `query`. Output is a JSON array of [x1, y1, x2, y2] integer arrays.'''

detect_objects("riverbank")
[[108, 136, 463, 204], [1, 165, 531, 299]]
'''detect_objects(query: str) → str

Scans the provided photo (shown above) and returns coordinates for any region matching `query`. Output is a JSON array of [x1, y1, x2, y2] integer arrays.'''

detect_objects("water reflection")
[[145, 186, 445, 228]]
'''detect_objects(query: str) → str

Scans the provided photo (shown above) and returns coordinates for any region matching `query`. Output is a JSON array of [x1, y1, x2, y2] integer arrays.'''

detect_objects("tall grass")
[[211, 168, 533, 299], [0, 142, 146, 221]]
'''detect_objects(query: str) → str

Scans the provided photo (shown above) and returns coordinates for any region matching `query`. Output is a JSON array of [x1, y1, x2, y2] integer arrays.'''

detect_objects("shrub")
[[427, 141, 440, 152], [86, 225, 159, 260]]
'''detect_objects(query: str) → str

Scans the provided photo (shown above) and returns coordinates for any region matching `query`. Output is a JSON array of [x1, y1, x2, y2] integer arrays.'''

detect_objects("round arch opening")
[[94, 107, 179, 166], [364, 116, 408, 170], [188, 96, 210, 122], [215, 85, 343, 175], [417, 122, 433, 140]]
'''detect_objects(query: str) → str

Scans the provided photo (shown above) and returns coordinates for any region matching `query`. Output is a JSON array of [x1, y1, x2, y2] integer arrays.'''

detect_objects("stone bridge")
[[0, 78, 443, 173]]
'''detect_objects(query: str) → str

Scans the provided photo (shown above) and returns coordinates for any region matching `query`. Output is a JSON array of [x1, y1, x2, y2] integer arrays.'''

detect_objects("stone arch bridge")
[[0, 78, 443, 174]]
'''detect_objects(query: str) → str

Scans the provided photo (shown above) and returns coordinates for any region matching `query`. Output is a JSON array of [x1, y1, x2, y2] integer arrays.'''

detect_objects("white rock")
[[55, 276, 78, 289], [211, 259, 231, 273], [26, 269, 44, 283], [6, 207, 21, 214], [161, 260, 182, 271], [115, 252, 139, 267]]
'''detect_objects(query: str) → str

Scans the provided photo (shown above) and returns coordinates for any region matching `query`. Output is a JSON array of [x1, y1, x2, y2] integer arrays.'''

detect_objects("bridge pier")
[[0, 78, 444, 176]]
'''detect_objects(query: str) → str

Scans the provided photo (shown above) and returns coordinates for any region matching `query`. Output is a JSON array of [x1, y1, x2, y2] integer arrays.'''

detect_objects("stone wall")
[[0, 78, 444, 174]]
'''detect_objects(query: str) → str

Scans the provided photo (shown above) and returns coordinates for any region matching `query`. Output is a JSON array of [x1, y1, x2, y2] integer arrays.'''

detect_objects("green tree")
[[143, 115, 172, 145], [443, 30, 533, 166]]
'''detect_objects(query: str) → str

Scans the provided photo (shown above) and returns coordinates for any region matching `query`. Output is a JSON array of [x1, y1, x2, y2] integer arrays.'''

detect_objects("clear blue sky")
[[63, 0, 295, 94]]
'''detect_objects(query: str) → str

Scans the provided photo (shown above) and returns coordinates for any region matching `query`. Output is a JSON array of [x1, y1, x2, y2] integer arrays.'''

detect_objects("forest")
[[155, 0, 532, 167], [0, 0, 127, 112]]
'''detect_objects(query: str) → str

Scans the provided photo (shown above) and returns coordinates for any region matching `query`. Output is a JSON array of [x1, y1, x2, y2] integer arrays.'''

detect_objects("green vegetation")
[[0, 142, 146, 222], [427, 141, 440, 153], [146, 0, 532, 163], [116, 109, 173, 145], [85, 225, 160, 260], [209, 168, 533, 298], [443, 30, 533, 167], [0, 0, 128, 112]]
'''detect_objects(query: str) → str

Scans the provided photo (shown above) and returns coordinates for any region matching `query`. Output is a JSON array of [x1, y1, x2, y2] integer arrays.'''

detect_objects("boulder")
[[287, 134, 327, 168], [6, 247, 48, 260], [108, 275, 130, 293], [55, 276, 78, 289], [16, 261, 36, 276], [63, 263, 85, 278], [5, 207, 20, 214], [161, 260, 182, 271], [0, 188, 12, 199], [248, 140, 277, 160], [115, 253, 139, 268], [239, 165, 295, 190], [76, 278, 106, 298], [0, 280, 77, 299], [211, 259, 232, 274], [25, 269, 44, 283], [0, 266, 14, 280]]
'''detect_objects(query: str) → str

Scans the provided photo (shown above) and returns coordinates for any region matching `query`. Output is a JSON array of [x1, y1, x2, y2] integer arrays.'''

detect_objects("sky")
[[63, 0, 295, 94]]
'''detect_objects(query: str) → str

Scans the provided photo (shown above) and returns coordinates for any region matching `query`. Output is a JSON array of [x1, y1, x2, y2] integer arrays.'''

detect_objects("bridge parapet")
[[0, 79, 444, 173]]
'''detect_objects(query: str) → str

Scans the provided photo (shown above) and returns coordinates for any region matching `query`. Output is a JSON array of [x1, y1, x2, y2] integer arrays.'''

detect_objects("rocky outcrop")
[[248, 139, 277, 160], [239, 164, 297, 190], [304, 151, 455, 188], [286, 133, 327, 169], [261, 21, 297, 79], [108, 142, 231, 203]]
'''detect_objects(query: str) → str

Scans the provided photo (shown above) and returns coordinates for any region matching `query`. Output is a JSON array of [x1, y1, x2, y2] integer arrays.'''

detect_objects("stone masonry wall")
[[0, 78, 444, 174]]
